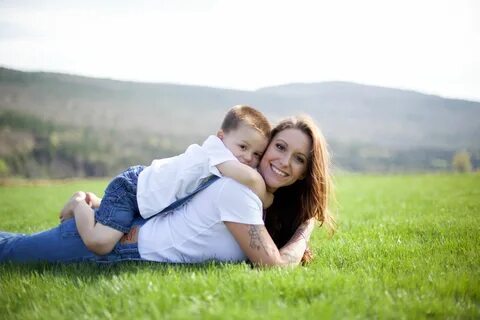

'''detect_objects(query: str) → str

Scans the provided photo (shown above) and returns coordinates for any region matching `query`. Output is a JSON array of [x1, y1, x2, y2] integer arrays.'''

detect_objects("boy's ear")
[[217, 130, 224, 140]]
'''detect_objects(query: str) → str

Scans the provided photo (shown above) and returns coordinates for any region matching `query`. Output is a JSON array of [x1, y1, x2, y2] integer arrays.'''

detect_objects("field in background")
[[0, 174, 479, 319]]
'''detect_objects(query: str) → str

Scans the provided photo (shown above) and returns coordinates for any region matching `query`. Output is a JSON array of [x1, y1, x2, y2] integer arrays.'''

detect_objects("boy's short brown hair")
[[221, 105, 271, 138]]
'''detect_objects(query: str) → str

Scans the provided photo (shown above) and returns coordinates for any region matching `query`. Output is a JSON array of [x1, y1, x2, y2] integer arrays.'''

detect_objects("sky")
[[0, 0, 479, 101]]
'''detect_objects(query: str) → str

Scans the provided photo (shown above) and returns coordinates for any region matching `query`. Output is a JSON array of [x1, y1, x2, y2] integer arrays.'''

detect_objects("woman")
[[264, 115, 335, 252], [0, 115, 334, 267]]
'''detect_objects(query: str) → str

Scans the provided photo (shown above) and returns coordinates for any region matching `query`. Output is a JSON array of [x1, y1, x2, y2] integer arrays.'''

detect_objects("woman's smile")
[[270, 164, 288, 177]]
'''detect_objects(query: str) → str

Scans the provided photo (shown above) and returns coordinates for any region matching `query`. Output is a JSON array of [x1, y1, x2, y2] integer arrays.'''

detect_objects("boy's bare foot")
[[59, 191, 86, 222], [85, 192, 102, 209]]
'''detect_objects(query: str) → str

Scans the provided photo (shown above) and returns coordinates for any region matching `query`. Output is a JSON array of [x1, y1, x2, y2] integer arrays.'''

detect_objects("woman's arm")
[[216, 161, 273, 208], [224, 218, 315, 267]]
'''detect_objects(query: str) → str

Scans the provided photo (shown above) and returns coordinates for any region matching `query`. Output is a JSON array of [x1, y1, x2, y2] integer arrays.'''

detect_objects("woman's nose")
[[278, 154, 290, 168]]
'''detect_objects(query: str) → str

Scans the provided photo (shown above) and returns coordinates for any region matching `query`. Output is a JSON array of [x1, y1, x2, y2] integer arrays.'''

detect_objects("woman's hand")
[[278, 218, 315, 264], [301, 245, 314, 265]]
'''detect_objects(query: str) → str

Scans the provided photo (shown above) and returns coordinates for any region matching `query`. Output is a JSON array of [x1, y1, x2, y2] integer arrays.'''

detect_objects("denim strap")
[[157, 175, 220, 215]]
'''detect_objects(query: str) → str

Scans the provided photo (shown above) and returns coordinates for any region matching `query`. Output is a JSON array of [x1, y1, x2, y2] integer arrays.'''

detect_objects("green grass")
[[0, 174, 479, 319]]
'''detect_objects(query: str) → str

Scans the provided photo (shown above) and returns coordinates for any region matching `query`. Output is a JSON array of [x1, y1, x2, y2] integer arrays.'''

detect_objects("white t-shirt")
[[138, 178, 264, 263], [137, 135, 237, 219]]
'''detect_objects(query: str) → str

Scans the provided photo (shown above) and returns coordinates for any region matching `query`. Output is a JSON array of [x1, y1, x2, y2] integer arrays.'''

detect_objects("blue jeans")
[[0, 219, 143, 264]]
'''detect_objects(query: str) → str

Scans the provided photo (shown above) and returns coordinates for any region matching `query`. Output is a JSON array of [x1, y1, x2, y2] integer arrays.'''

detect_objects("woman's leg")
[[0, 219, 143, 264], [0, 219, 96, 263]]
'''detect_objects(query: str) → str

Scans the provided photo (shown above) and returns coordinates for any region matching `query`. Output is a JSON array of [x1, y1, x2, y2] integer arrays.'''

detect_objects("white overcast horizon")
[[1, 0, 479, 101]]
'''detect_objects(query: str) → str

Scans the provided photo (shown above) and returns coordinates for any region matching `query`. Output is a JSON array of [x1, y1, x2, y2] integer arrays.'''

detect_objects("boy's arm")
[[216, 160, 274, 208], [73, 200, 123, 255]]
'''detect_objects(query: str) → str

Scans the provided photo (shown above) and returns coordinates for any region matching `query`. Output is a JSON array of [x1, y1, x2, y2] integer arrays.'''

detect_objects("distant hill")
[[0, 66, 479, 176], [257, 82, 480, 149]]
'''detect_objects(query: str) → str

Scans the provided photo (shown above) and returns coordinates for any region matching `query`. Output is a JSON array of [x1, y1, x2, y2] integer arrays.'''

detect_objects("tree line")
[[0, 110, 477, 178]]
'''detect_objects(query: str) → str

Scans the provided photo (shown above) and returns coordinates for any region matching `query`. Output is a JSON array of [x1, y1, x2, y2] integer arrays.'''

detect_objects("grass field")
[[0, 174, 479, 319]]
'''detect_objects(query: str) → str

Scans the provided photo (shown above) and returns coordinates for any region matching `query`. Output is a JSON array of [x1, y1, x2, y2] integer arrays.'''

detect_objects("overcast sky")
[[1, 0, 479, 101]]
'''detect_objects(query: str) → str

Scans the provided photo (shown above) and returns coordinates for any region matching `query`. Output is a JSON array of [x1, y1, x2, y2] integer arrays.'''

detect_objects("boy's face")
[[218, 123, 269, 168]]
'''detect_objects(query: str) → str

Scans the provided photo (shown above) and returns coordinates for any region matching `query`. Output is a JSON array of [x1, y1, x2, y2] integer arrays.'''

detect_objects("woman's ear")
[[217, 130, 224, 140]]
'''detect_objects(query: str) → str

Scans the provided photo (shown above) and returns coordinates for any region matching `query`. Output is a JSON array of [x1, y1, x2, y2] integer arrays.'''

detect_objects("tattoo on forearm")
[[248, 225, 270, 255], [279, 220, 314, 265], [284, 223, 310, 247]]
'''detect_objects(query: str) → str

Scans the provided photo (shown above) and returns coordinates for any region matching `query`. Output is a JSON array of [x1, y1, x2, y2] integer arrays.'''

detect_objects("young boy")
[[60, 105, 272, 255]]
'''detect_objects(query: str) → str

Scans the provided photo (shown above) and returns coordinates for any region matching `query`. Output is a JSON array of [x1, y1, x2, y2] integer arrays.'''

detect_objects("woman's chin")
[[265, 176, 286, 191]]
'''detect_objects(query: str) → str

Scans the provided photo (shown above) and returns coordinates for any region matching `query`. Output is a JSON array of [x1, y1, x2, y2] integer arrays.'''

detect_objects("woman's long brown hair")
[[264, 115, 335, 250]]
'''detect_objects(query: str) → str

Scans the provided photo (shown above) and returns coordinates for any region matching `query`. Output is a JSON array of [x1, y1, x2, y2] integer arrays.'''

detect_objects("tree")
[[0, 159, 9, 177], [452, 151, 473, 172]]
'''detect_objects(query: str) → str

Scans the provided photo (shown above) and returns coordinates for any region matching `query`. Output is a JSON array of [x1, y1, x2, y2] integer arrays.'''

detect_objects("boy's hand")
[[59, 191, 86, 222], [85, 192, 102, 209]]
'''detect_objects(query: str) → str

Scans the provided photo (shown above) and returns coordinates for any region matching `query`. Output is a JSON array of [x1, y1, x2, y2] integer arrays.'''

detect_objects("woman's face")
[[259, 128, 311, 192]]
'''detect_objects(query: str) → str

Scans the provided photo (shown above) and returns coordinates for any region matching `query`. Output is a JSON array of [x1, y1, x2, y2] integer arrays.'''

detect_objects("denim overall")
[[0, 176, 219, 263]]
